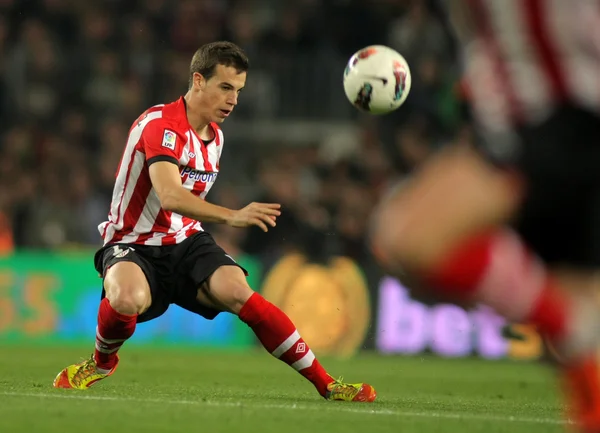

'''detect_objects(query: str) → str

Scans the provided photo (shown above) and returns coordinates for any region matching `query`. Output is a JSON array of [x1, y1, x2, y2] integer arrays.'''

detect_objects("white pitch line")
[[0, 391, 569, 426]]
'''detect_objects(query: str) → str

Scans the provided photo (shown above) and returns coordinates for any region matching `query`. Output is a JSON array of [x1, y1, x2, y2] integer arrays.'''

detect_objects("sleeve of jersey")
[[143, 122, 182, 167]]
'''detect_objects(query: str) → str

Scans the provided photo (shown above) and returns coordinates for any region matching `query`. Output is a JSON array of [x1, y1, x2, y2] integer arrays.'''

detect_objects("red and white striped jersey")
[[449, 0, 600, 132], [98, 97, 224, 246]]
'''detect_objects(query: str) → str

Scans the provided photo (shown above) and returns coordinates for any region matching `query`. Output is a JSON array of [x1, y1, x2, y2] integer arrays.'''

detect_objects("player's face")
[[196, 64, 246, 123]]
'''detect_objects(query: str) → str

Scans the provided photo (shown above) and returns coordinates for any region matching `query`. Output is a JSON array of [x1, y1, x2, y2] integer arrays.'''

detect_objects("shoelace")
[[329, 377, 359, 399], [71, 358, 97, 387]]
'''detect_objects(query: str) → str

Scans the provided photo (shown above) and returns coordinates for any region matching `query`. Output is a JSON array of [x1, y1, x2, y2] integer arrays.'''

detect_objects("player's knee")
[[104, 280, 151, 315], [103, 262, 152, 315]]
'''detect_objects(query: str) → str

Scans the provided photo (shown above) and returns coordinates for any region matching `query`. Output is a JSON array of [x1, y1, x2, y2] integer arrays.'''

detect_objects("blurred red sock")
[[424, 229, 568, 340]]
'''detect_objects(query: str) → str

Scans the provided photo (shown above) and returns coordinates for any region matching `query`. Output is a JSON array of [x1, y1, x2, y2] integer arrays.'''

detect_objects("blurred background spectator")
[[0, 0, 466, 260]]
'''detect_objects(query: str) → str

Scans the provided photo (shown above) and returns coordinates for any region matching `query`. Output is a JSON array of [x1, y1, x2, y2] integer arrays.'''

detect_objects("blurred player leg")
[[53, 261, 150, 389], [372, 145, 599, 350], [371, 145, 600, 430], [548, 272, 600, 433], [197, 265, 376, 402]]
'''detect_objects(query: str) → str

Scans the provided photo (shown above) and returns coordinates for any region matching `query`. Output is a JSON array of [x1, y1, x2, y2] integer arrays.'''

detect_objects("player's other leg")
[[370, 145, 600, 430], [196, 265, 376, 402], [371, 145, 600, 351], [53, 260, 151, 389]]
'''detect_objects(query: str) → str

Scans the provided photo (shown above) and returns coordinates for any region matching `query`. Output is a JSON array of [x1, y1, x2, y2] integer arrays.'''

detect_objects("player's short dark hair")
[[188, 41, 249, 88]]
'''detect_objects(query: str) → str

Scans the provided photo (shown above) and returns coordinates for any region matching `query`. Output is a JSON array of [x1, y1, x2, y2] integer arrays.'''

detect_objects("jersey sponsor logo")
[[180, 166, 218, 182], [162, 129, 177, 150]]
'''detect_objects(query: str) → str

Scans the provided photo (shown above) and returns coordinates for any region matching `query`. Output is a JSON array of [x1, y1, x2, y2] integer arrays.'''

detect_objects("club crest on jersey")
[[162, 129, 177, 150]]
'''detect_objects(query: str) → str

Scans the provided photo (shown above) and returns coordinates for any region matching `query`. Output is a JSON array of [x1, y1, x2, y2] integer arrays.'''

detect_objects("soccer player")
[[371, 1, 600, 430], [53, 41, 376, 403]]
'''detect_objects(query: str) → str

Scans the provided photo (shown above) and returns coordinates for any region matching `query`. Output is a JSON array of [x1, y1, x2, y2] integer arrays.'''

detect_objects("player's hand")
[[227, 202, 281, 232]]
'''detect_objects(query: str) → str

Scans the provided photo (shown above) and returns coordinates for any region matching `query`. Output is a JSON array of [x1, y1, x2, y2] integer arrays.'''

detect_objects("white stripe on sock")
[[476, 230, 545, 322], [95, 342, 121, 354], [291, 350, 315, 371], [271, 330, 300, 358]]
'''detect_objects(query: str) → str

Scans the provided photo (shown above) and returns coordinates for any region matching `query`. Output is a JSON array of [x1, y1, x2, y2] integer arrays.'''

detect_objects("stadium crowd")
[[0, 0, 465, 262]]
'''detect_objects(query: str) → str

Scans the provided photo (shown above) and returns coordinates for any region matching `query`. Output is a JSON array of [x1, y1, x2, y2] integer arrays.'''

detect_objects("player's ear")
[[193, 72, 206, 90]]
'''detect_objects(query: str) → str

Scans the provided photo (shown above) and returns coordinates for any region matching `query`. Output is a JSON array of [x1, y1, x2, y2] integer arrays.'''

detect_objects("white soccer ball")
[[343, 45, 412, 115]]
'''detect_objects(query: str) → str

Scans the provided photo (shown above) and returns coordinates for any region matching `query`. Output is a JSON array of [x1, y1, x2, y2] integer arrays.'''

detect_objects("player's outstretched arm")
[[149, 161, 280, 232]]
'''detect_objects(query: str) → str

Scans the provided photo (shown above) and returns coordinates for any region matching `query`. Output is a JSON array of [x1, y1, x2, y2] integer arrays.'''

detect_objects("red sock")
[[423, 229, 569, 341], [239, 292, 332, 396], [94, 298, 137, 370]]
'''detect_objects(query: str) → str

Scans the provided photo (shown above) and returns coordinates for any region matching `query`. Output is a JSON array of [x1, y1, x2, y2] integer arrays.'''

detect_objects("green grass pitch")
[[0, 345, 566, 433]]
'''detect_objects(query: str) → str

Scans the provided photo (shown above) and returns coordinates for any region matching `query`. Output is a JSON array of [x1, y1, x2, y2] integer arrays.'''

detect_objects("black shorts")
[[477, 103, 600, 268], [94, 232, 248, 323]]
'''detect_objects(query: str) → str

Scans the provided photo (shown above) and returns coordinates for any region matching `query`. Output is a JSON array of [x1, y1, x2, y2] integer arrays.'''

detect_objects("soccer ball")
[[343, 45, 411, 115]]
